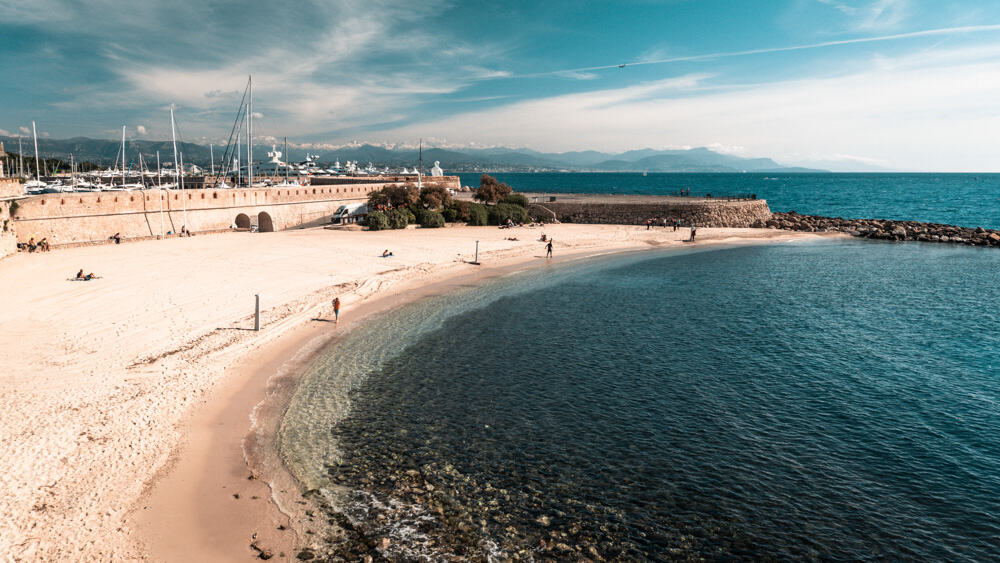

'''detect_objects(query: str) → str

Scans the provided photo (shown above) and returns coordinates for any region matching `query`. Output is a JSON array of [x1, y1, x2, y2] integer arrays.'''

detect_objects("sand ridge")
[[0, 223, 837, 560]]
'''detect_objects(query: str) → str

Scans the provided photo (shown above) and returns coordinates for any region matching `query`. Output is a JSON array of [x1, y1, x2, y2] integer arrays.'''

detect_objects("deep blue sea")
[[458, 172, 1000, 230], [280, 240, 1000, 561]]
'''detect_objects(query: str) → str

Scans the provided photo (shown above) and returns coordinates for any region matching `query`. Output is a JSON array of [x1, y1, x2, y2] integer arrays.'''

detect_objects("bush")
[[366, 210, 389, 231], [502, 193, 529, 208], [441, 206, 459, 222], [487, 202, 530, 226], [400, 208, 416, 225], [419, 210, 446, 228], [9, 200, 19, 217], [467, 203, 488, 226], [387, 208, 410, 230]]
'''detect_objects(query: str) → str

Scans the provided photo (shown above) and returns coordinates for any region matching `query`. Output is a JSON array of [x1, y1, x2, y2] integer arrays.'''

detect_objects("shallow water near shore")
[[279, 239, 1000, 560]]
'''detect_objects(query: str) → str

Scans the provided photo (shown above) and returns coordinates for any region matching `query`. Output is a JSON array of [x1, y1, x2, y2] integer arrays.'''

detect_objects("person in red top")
[[332, 297, 341, 322]]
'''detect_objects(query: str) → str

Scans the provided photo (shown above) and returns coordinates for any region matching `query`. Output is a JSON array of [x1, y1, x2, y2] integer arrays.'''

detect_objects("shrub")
[[365, 210, 389, 231], [419, 210, 446, 228], [387, 208, 409, 230], [400, 208, 416, 225], [369, 184, 420, 209], [467, 203, 488, 226], [474, 174, 513, 203], [441, 206, 459, 222], [487, 202, 530, 226], [9, 200, 19, 217], [502, 193, 529, 208]]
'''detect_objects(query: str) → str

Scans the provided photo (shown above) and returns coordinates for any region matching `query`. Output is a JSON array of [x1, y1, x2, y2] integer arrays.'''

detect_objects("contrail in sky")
[[514, 24, 1000, 78]]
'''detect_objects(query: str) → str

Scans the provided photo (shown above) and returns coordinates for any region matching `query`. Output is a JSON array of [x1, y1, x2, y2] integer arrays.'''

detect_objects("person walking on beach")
[[690, 225, 697, 241], [646, 218, 652, 230], [332, 297, 341, 322], [546, 239, 553, 258]]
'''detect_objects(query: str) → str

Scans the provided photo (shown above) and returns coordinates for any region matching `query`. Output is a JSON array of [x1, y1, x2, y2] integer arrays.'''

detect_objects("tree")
[[419, 184, 452, 209], [368, 183, 420, 210], [474, 174, 513, 204]]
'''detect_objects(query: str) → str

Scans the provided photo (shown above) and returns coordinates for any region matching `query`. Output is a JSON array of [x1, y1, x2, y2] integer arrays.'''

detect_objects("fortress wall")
[[0, 181, 24, 260], [0, 180, 24, 199], [11, 183, 397, 245], [530, 199, 772, 228]]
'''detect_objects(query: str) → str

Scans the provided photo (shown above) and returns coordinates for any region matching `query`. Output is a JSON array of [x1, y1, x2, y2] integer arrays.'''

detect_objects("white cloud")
[[0, 128, 9, 136], [136, 125, 147, 135], [370, 50, 1000, 171], [19, 126, 29, 134]]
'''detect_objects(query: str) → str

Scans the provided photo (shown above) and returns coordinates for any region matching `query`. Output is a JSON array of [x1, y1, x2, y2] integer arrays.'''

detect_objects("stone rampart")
[[10, 182, 395, 246], [529, 197, 772, 227]]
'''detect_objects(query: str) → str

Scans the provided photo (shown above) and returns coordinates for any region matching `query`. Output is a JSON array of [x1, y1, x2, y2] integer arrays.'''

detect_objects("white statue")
[[430, 160, 443, 176]]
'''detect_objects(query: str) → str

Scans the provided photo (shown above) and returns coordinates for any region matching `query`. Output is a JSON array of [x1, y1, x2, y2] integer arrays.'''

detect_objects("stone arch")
[[258, 211, 274, 232], [235, 213, 251, 229]]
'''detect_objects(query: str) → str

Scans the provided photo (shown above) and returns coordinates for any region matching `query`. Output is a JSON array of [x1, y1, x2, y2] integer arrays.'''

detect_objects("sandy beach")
[[0, 223, 837, 560]]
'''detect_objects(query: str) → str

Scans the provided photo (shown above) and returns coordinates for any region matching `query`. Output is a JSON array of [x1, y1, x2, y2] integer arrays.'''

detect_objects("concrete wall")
[[11, 182, 397, 246], [530, 199, 772, 228]]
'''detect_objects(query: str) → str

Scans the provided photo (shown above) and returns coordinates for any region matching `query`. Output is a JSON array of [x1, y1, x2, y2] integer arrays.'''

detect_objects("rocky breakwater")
[[758, 212, 1000, 247]]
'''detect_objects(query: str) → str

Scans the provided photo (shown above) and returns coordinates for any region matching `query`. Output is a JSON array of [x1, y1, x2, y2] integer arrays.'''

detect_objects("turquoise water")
[[458, 172, 1000, 229], [280, 240, 1000, 560]]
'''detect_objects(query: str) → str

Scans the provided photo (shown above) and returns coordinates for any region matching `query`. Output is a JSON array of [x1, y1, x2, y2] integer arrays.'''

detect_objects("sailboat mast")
[[121, 125, 127, 187], [284, 137, 288, 182], [32, 121, 40, 182], [246, 76, 253, 187], [170, 108, 180, 191], [210, 143, 215, 177], [180, 151, 187, 227], [18, 136, 24, 178], [157, 151, 161, 187]]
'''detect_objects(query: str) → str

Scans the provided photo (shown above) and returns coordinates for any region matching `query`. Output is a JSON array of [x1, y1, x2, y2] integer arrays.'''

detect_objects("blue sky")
[[3, 0, 1000, 170]]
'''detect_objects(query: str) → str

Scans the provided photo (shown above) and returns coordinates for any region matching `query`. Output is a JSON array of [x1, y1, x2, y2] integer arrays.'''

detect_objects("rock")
[[296, 549, 315, 560], [537, 515, 551, 527]]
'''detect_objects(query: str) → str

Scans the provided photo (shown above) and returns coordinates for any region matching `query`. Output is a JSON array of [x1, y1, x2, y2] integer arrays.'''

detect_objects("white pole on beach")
[[254, 293, 261, 331], [472, 240, 480, 265]]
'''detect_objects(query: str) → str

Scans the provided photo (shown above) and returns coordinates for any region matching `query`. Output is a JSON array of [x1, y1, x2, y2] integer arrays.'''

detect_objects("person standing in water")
[[332, 297, 341, 322]]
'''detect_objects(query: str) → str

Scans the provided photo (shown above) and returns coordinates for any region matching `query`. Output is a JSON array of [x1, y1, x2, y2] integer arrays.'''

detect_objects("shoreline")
[[133, 228, 844, 561], [0, 223, 840, 560]]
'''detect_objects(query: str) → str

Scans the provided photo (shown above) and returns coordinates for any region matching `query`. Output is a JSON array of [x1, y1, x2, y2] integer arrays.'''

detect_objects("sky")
[[3, 0, 1000, 171]]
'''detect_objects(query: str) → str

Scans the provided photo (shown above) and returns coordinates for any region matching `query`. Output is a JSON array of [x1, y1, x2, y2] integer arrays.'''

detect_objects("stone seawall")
[[763, 212, 1000, 247], [11, 183, 388, 246], [528, 196, 771, 227]]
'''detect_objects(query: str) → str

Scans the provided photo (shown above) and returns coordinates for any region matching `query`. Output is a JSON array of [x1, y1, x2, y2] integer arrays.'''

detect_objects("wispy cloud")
[[373, 47, 1000, 171], [522, 22, 1000, 78], [817, 0, 910, 31]]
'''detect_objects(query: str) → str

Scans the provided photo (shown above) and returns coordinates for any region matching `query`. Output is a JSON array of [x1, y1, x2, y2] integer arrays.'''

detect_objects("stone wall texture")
[[9, 179, 461, 246], [530, 198, 772, 227]]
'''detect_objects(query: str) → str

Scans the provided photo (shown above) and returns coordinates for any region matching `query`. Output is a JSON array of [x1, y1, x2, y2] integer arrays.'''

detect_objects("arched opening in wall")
[[235, 213, 251, 229], [258, 212, 274, 232]]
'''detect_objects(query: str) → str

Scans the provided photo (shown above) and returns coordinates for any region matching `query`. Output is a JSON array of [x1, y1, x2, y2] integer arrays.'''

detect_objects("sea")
[[278, 174, 1000, 560]]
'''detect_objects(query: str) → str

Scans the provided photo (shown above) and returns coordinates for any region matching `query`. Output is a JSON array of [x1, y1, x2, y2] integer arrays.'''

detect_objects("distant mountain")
[[0, 136, 826, 173]]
